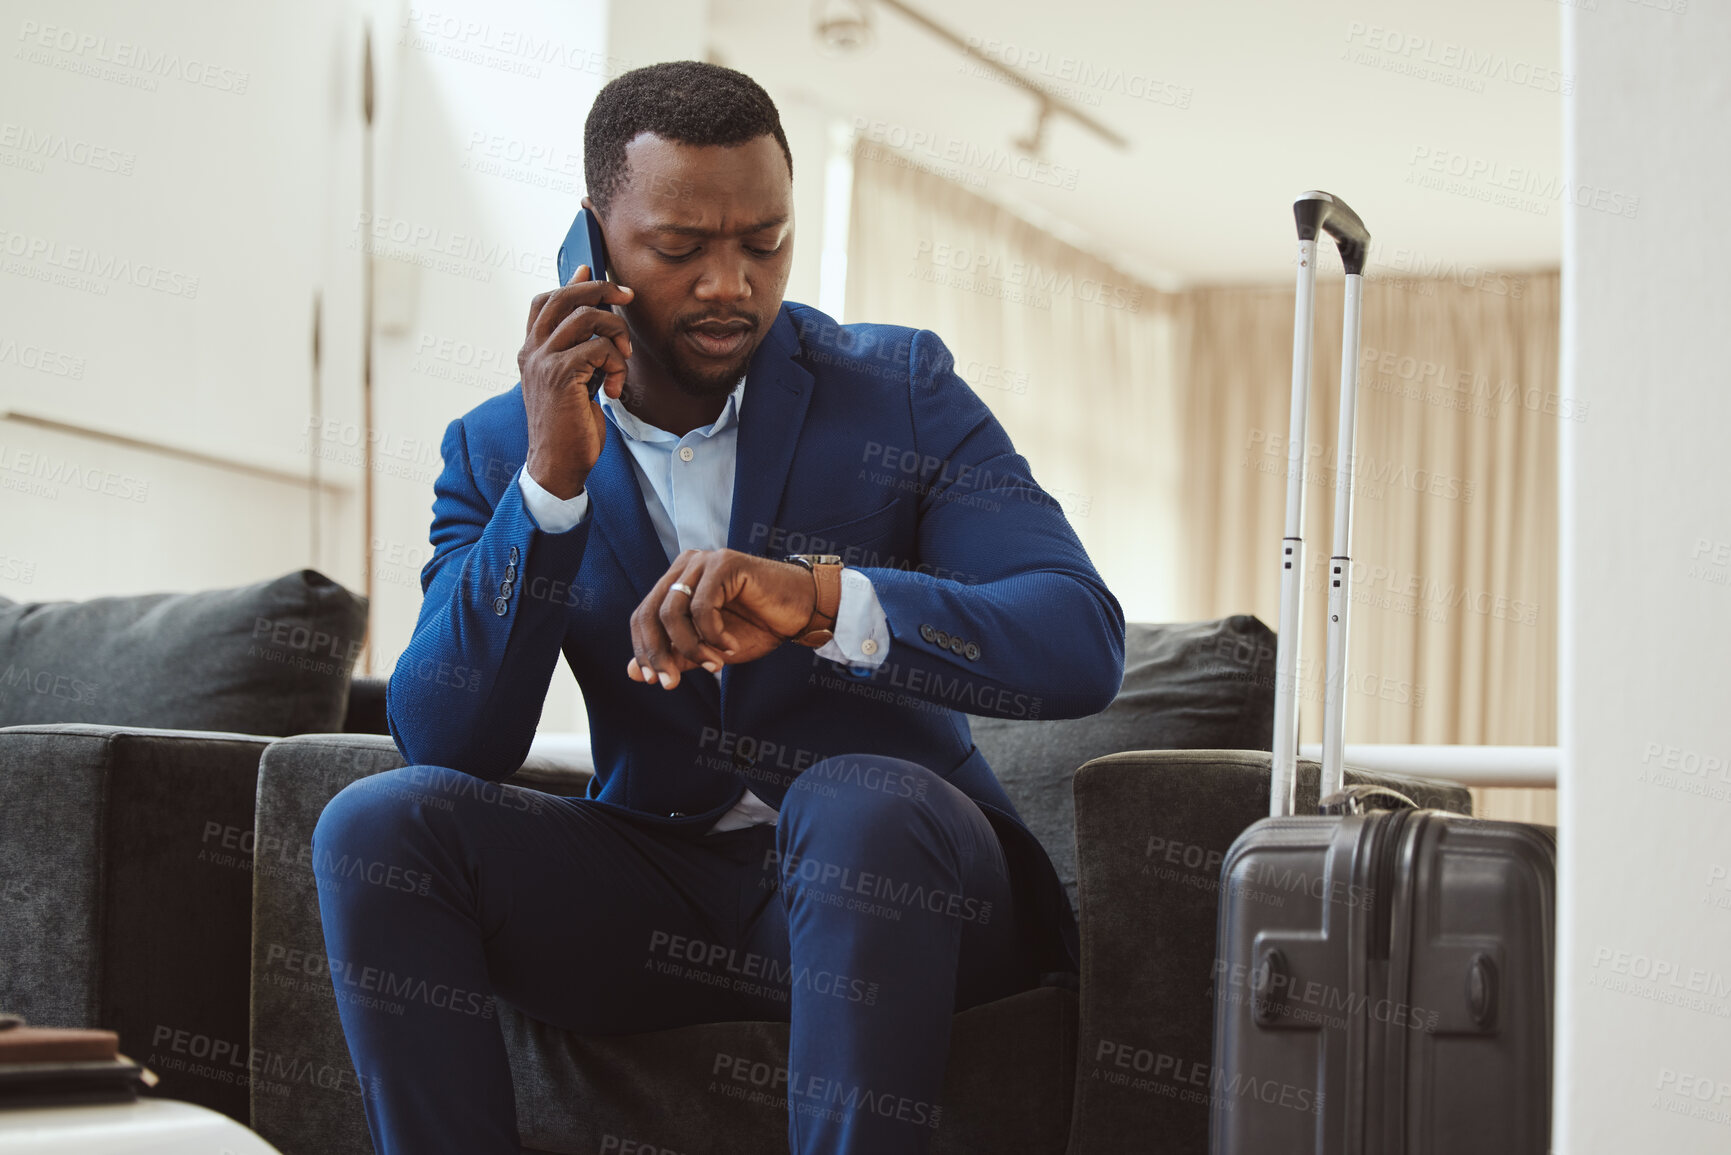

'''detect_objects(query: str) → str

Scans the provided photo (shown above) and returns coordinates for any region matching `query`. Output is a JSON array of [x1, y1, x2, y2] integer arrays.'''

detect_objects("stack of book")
[[0, 1014, 155, 1109]]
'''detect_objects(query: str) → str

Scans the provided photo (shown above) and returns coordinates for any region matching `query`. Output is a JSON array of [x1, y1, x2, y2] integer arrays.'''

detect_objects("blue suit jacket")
[[387, 302, 1126, 975]]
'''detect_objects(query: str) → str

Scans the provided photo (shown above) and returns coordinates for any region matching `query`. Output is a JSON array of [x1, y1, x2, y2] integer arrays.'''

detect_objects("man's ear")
[[581, 195, 595, 213]]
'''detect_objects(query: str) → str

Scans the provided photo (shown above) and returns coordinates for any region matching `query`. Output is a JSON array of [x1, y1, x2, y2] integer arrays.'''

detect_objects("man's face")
[[596, 132, 793, 399]]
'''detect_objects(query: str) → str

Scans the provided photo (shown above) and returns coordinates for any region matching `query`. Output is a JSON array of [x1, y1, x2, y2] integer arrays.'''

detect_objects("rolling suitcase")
[[1208, 192, 1557, 1155]]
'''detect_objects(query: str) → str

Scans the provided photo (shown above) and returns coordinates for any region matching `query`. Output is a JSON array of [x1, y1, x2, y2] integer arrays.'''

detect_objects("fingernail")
[[658, 671, 674, 689], [702, 660, 721, 674]]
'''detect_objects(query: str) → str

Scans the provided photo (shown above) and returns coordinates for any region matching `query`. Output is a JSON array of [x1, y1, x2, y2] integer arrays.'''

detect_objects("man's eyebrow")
[[649, 215, 789, 238]]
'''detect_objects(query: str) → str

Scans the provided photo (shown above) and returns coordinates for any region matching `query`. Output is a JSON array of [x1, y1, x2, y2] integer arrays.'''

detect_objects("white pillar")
[[1559, 3, 1731, 1151]]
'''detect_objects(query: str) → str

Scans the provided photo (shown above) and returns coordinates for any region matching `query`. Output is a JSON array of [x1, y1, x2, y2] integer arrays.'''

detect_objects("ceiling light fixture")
[[812, 0, 875, 56], [867, 0, 1127, 153]]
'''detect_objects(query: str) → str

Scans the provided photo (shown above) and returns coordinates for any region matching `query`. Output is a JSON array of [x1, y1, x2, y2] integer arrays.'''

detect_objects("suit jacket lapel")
[[720, 309, 813, 725], [584, 420, 669, 604], [727, 309, 814, 556]]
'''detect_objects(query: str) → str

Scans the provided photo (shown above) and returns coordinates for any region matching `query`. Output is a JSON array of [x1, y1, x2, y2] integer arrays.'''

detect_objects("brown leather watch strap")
[[791, 561, 843, 647]]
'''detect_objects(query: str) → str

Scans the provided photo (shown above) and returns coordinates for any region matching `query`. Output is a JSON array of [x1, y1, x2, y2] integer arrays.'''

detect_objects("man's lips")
[[682, 320, 755, 358]]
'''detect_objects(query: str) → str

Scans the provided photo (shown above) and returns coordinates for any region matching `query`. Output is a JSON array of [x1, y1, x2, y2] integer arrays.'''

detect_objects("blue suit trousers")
[[311, 753, 1039, 1154]]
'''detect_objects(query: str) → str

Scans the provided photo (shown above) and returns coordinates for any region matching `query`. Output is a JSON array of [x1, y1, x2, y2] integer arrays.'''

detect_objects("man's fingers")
[[545, 336, 630, 398], [631, 554, 704, 689], [660, 559, 729, 671], [688, 564, 741, 655], [545, 304, 631, 356], [531, 278, 635, 346]]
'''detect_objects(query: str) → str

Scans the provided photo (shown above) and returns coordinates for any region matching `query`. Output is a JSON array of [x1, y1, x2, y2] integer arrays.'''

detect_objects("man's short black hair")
[[584, 61, 792, 215]]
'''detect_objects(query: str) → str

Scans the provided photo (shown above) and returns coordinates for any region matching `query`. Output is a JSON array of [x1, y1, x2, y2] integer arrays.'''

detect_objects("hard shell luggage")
[[1207, 193, 1557, 1155]]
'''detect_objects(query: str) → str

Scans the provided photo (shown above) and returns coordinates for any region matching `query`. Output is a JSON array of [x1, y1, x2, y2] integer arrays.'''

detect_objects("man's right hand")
[[518, 264, 635, 499]]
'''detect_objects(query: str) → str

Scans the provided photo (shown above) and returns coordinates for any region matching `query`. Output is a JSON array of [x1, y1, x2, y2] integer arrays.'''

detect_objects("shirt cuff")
[[517, 465, 590, 534], [815, 567, 890, 669]]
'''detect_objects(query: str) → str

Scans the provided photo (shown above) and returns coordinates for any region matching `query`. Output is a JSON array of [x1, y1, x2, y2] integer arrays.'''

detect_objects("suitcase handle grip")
[[1318, 784, 1417, 816], [1294, 191, 1370, 275]]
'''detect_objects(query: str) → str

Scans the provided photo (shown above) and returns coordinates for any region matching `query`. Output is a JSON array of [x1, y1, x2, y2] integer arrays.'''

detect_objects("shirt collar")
[[601, 375, 747, 445]]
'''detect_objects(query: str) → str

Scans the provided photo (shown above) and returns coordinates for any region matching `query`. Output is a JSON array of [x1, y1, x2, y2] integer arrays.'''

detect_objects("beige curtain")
[[844, 144, 1186, 626], [846, 144, 1558, 820]]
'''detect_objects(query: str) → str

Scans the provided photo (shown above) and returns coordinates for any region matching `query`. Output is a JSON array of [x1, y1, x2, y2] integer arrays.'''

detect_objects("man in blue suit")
[[314, 61, 1124, 1154]]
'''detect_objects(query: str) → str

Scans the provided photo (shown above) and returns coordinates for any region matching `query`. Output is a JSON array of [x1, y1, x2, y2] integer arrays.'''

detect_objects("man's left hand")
[[627, 549, 818, 689]]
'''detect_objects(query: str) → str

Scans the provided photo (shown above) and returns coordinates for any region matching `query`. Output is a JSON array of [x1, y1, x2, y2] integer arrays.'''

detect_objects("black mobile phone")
[[555, 207, 613, 399]]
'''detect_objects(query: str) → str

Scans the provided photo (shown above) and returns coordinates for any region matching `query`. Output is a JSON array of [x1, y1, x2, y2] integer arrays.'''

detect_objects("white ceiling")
[[710, 0, 1564, 285]]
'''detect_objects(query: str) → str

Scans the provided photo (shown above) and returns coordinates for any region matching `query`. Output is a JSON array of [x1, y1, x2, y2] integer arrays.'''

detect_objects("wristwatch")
[[783, 554, 843, 647]]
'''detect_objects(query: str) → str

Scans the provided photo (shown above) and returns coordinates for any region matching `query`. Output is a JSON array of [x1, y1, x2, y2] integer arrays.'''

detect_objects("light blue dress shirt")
[[514, 374, 891, 831]]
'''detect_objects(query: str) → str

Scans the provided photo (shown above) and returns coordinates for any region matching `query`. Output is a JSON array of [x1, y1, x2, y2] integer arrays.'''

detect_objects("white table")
[[0, 1098, 282, 1153]]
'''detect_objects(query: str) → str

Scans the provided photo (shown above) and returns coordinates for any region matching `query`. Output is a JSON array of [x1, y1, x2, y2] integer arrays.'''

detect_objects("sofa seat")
[[506, 984, 1077, 1155], [249, 733, 1079, 1155]]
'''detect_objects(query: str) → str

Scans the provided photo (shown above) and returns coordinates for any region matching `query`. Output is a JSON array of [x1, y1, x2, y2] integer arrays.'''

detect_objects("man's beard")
[[660, 310, 762, 398]]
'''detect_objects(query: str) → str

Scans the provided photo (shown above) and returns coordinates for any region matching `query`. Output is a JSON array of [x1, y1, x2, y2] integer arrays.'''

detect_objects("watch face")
[[799, 554, 843, 565]]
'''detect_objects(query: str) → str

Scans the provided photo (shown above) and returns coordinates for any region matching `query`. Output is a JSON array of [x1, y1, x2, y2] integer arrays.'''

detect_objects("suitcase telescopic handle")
[[1294, 191, 1369, 274], [1270, 190, 1373, 817]]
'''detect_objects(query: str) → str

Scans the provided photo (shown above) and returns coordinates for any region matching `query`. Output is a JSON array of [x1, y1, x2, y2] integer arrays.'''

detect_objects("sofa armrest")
[[1065, 749, 1469, 1155], [247, 734, 593, 1154], [0, 722, 274, 1124], [339, 677, 389, 735]]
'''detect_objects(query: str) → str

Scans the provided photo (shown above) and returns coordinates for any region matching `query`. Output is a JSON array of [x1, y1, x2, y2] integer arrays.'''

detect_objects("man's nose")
[[694, 256, 751, 302]]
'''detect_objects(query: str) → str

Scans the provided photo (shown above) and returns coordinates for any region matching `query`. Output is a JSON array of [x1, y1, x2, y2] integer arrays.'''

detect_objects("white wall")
[[0, 0, 375, 601], [1558, 2, 1731, 1151]]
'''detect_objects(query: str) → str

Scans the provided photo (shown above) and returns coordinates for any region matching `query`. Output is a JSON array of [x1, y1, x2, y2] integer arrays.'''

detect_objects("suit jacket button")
[[509, 545, 521, 565], [949, 636, 965, 655], [933, 630, 950, 647], [498, 579, 513, 598], [964, 642, 981, 661], [669, 811, 685, 817], [493, 596, 509, 616], [504, 562, 518, 583], [919, 623, 936, 643]]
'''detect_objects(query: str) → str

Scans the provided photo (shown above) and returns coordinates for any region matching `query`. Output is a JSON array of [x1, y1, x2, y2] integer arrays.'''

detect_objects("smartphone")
[[555, 207, 613, 400]]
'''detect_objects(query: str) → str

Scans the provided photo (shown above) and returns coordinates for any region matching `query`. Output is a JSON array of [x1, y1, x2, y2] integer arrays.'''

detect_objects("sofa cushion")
[[969, 616, 1276, 914], [0, 569, 367, 737]]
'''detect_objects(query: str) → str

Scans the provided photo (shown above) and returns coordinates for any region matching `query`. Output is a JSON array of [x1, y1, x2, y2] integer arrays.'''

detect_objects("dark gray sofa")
[[0, 570, 375, 1123], [2, 588, 1470, 1152], [240, 619, 1470, 1155]]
